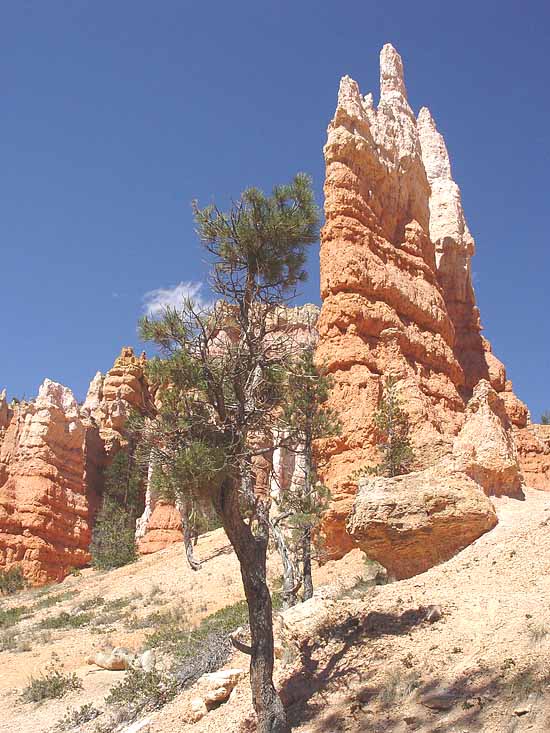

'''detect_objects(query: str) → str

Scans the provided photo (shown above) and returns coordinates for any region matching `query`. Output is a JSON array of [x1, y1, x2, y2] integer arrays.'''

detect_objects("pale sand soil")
[[1, 488, 550, 732], [0, 528, 365, 733]]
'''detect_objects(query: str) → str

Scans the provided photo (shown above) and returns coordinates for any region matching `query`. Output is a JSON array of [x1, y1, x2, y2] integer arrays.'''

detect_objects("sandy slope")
[[1, 488, 549, 733]]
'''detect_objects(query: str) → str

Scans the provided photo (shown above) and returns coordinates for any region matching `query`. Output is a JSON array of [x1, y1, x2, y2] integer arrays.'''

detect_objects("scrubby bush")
[[57, 703, 101, 729], [105, 668, 177, 712], [0, 629, 17, 651], [0, 605, 30, 628], [33, 590, 76, 610], [39, 611, 92, 630], [0, 566, 26, 595], [21, 657, 82, 703]]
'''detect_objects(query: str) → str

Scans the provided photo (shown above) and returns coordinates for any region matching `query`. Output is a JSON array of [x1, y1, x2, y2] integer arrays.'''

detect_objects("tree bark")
[[215, 478, 290, 733], [301, 526, 313, 601], [271, 520, 299, 609], [176, 499, 201, 571]]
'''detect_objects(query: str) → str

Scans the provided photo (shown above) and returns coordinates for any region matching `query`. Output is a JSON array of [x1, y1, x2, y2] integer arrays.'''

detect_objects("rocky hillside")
[[1, 488, 549, 733]]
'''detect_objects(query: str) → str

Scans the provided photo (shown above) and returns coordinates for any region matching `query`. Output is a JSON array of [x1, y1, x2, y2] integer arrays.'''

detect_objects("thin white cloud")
[[143, 281, 208, 316]]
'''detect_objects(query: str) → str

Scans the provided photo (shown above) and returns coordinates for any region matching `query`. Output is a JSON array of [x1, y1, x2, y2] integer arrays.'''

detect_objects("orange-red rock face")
[[515, 424, 550, 490], [0, 381, 96, 584], [136, 500, 183, 555], [82, 346, 152, 455], [0, 347, 152, 584], [317, 44, 531, 555]]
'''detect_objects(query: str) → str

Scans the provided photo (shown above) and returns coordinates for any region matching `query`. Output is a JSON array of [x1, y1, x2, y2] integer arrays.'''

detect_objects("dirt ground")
[[1, 488, 550, 733]]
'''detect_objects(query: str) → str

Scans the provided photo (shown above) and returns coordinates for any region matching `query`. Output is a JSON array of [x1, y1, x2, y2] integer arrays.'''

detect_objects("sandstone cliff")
[[316, 44, 532, 556], [0, 347, 153, 584], [0, 381, 96, 583]]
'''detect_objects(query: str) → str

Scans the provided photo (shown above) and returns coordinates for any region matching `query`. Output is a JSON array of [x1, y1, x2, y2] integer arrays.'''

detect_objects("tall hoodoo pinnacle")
[[336, 74, 366, 121], [317, 43, 532, 558], [380, 43, 407, 100], [417, 106, 474, 256], [0, 389, 9, 431]]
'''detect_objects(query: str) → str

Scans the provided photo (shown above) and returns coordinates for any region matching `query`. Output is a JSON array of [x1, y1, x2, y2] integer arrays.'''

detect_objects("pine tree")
[[273, 348, 340, 606], [90, 443, 144, 570], [372, 376, 414, 477], [138, 173, 318, 733]]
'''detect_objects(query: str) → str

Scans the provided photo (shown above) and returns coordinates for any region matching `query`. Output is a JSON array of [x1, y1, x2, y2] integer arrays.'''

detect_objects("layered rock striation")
[[317, 44, 532, 556], [0, 348, 153, 584], [82, 346, 152, 455], [0, 381, 95, 583]]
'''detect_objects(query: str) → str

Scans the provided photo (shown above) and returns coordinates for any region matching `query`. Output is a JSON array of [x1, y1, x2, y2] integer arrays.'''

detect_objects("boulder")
[[87, 646, 156, 671], [188, 668, 245, 721], [347, 465, 497, 579], [453, 380, 523, 498]]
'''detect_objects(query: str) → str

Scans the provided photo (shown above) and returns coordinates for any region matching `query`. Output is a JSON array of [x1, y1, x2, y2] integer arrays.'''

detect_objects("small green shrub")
[[76, 596, 105, 612], [0, 566, 26, 595], [105, 668, 177, 711], [39, 611, 92, 630], [103, 594, 138, 612], [21, 658, 82, 703], [0, 629, 17, 651], [34, 590, 76, 611], [0, 605, 30, 628], [146, 599, 248, 652], [379, 669, 421, 707], [57, 703, 101, 729], [127, 605, 188, 631]]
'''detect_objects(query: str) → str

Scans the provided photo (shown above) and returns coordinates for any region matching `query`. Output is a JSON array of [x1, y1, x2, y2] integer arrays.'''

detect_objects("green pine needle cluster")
[[90, 445, 145, 570], [352, 376, 414, 481]]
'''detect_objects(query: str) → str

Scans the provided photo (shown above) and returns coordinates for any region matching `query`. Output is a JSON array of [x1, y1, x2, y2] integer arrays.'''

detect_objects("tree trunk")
[[301, 526, 313, 601], [271, 520, 299, 609], [214, 478, 290, 733], [176, 499, 201, 571]]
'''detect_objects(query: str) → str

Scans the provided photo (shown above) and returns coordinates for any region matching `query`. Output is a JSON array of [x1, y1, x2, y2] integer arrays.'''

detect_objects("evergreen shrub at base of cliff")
[[90, 498, 138, 570], [0, 566, 26, 595], [91, 446, 144, 570]]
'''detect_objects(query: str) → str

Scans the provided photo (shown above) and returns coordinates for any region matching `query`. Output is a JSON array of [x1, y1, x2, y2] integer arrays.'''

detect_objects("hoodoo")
[[316, 44, 535, 556]]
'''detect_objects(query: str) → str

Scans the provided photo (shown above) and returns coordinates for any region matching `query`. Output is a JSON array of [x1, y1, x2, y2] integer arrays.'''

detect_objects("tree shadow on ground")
[[281, 606, 435, 726], [279, 607, 549, 732], [201, 542, 233, 563]]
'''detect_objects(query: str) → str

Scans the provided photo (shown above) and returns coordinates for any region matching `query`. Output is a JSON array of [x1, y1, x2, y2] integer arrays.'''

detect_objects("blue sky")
[[1, 1, 549, 419]]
